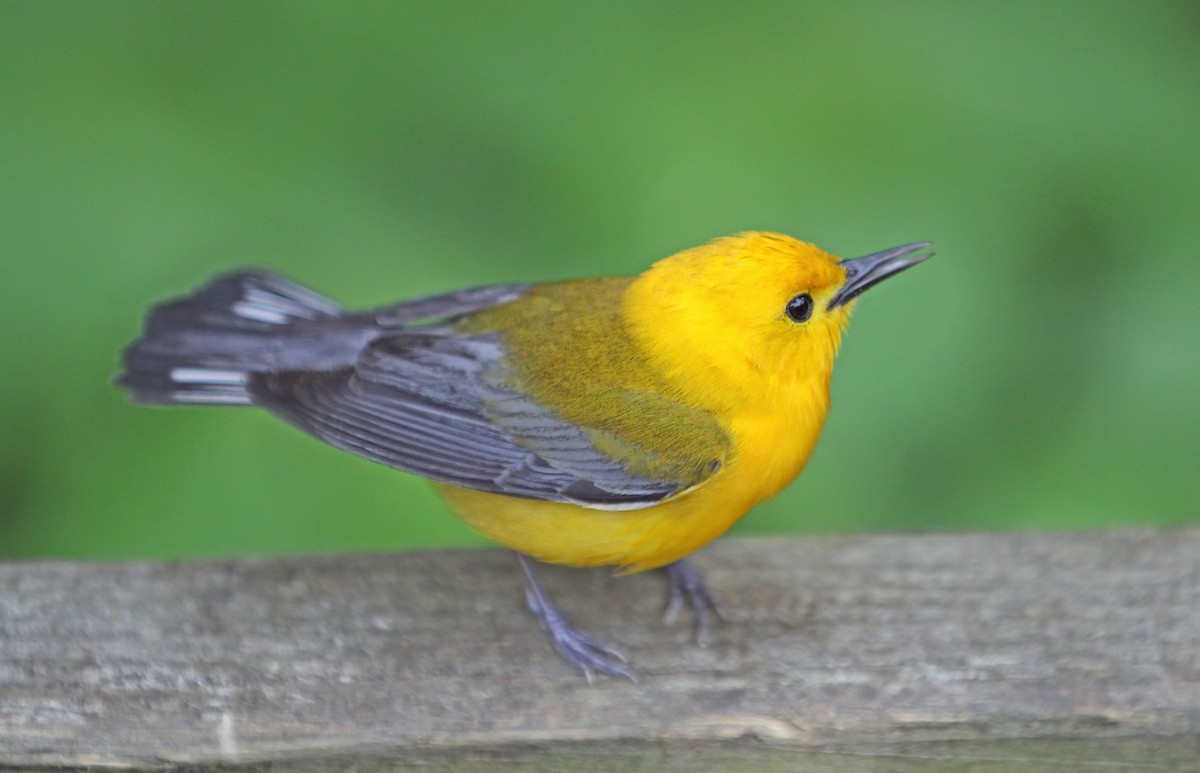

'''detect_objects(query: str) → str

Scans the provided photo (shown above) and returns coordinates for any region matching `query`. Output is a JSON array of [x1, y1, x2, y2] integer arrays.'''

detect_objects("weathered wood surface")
[[1, 529, 1199, 771]]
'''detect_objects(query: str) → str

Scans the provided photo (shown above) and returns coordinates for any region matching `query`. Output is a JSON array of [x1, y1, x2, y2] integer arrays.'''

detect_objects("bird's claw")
[[664, 559, 724, 647], [525, 587, 636, 683]]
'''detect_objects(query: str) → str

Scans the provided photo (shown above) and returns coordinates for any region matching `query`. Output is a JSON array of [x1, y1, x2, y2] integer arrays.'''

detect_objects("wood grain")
[[2, 529, 1198, 770]]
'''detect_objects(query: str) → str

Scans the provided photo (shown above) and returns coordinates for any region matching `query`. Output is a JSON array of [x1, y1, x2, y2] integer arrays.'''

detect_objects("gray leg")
[[663, 559, 724, 647], [517, 553, 636, 683]]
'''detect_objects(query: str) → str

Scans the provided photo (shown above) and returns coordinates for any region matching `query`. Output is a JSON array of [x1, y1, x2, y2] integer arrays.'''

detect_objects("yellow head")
[[623, 232, 930, 412]]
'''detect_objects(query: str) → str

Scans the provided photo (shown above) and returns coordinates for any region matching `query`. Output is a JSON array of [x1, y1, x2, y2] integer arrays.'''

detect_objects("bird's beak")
[[827, 242, 934, 309]]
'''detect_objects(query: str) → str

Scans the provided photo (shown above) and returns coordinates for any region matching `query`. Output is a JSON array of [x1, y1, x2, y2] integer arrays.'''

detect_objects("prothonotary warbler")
[[118, 232, 931, 680]]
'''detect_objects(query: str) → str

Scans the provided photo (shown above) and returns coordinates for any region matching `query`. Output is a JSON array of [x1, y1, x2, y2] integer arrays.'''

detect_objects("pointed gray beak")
[[827, 242, 934, 309]]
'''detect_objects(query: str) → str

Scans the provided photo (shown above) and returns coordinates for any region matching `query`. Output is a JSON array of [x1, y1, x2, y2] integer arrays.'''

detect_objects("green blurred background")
[[2, 1, 1197, 561]]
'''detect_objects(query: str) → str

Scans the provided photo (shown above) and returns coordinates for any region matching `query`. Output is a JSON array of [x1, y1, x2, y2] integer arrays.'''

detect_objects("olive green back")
[[459, 279, 730, 489]]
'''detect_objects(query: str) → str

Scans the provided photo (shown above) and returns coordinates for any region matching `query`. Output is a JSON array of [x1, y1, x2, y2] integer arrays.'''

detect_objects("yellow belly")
[[433, 406, 825, 572], [436, 482, 741, 572]]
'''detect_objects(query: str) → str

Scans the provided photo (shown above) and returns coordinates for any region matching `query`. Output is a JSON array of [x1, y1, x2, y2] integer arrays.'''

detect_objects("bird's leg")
[[663, 559, 724, 647], [516, 553, 636, 683]]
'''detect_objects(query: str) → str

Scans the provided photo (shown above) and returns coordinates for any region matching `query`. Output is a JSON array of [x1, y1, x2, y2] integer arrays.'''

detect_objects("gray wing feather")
[[366, 284, 531, 327], [119, 274, 528, 405], [249, 330, 682, 509]]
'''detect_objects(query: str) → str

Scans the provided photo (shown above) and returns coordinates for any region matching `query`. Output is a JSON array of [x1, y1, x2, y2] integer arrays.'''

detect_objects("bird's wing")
[[359, 283, 533, 327], [248, 330, 726, 509]]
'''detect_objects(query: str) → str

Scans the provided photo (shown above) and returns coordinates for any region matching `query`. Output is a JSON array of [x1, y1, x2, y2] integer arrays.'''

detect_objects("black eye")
[[785, 293, 814, 322]]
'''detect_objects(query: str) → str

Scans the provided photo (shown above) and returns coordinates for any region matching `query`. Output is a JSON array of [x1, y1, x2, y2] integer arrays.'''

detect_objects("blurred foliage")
[[1, 1, 1197, 560]]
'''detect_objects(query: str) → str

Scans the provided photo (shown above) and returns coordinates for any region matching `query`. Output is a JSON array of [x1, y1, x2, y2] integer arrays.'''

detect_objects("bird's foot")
[[663, 559, 724, 647], [517, 554, 636, 683], [524, 586, 636, 683]]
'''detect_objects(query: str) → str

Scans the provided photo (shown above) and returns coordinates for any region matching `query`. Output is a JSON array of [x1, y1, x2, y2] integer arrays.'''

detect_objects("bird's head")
[[624, 232, 931, 409]]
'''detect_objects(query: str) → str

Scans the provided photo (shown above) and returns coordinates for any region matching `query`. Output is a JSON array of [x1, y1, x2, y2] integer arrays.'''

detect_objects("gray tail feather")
[[117, 270, 345, 405]]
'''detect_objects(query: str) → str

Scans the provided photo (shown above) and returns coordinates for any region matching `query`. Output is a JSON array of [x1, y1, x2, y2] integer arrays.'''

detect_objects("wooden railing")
[[2, 528, 1198, 770]]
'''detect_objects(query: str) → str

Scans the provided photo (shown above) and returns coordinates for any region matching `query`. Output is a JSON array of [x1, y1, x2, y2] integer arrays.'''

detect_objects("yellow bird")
[[118, 232, 931, 680]]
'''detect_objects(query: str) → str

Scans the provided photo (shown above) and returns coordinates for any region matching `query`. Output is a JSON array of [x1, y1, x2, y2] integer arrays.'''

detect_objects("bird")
[[117, 231, 931, 680]]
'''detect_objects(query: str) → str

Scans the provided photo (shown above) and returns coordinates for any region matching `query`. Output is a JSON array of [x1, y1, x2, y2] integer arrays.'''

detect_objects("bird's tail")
[[116, 270, 354, 406]]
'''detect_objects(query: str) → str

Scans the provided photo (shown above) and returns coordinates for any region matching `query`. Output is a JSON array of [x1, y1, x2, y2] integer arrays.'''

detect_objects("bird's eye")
[[785, 293, 814, 323]]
